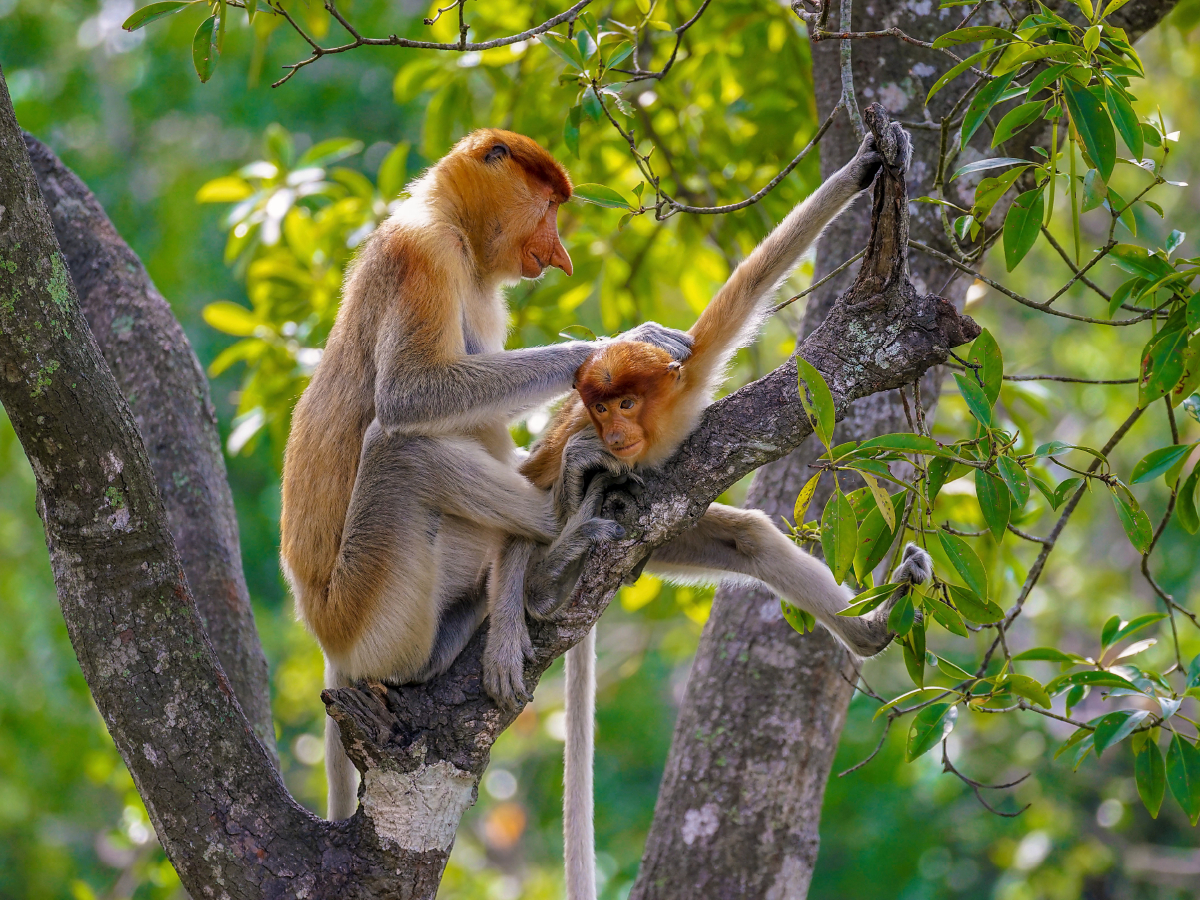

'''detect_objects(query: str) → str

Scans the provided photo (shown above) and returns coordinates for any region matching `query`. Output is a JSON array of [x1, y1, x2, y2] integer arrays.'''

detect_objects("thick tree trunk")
[[22, 134, 276, 757], [631, 2, 1179, 897]]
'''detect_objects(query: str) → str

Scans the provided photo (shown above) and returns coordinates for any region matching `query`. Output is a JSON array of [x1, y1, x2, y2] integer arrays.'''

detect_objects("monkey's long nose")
[[550, 238, 573, 276]]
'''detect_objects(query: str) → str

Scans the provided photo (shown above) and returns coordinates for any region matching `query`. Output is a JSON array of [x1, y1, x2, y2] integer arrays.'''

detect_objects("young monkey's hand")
[[615, 321, 694, 363], [847, 123, 912, 191]]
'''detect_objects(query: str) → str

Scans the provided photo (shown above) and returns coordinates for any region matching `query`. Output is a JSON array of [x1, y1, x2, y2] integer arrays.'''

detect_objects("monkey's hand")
[[615, 321, 694, 363], [846, 123, 912, 192], [483, 619, 535, 710], [891, 542, 933, 586]]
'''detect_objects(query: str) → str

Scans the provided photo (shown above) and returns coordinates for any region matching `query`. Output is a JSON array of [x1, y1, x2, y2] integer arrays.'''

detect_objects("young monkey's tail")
[[563, 628, 597, 900], [324, 659, 360, 821]]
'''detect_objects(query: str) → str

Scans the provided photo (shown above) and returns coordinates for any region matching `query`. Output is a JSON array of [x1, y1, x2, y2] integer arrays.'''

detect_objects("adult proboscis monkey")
[[279, 129, 692, 822]]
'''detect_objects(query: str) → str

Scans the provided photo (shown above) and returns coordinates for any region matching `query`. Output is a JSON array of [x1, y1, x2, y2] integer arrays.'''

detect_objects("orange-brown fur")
[[281, 129, 571, 662], [521, 139, 876, 479]]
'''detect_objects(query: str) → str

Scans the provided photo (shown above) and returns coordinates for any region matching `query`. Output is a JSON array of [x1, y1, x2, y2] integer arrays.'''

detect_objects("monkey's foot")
[[526, 517, 625, 621], [483, 626, 535, 710], [892, 542, 933, 585]]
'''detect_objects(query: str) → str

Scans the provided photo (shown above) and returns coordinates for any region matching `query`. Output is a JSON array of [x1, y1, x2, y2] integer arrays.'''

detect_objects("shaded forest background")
[[2, 0, 1200, 897]]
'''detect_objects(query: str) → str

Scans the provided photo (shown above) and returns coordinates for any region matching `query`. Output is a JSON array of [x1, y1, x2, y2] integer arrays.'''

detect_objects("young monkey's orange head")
[[437, 129, 573, 281], [575, 341, 683, 464]]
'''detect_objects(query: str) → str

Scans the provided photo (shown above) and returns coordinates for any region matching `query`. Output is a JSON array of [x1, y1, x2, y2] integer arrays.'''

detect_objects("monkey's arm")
[[376, 340, 597, 432], [687, 127, 908, 383]]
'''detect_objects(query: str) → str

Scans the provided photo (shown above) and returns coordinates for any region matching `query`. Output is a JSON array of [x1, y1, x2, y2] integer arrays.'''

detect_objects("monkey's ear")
[[484, 143, 511, 163], [668, 360, 683, 379]]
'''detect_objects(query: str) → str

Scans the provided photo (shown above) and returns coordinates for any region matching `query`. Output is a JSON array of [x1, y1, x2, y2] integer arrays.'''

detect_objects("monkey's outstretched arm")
[[686, 131, 903, 386], [376, 340, 598, 432]]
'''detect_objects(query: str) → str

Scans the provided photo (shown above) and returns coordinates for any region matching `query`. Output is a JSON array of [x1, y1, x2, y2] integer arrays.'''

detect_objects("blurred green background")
[[2, 1, 1200, 898]]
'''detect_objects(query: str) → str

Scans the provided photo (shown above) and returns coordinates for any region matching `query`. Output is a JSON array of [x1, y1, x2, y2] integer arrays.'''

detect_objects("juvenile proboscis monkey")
[[280, 129, 692, 822], [503, 125, 933, 900]]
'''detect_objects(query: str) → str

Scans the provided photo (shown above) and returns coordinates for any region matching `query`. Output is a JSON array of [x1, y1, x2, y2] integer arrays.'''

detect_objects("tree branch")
[[21, 134, 276, 758]]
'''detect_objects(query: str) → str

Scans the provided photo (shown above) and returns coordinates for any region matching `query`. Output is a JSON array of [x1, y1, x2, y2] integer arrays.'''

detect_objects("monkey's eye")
[[620, 398, 635, 410], [484, 143, 510, 163], [595, 403, 607, 414]]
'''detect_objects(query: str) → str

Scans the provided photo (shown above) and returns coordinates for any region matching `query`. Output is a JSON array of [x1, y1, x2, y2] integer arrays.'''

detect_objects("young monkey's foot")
[[482, 625, 535, 710], [526, 517, 626, 621]]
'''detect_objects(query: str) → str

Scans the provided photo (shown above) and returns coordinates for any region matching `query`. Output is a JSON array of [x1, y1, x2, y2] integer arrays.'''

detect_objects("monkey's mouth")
[[611, 440, 642, 458]]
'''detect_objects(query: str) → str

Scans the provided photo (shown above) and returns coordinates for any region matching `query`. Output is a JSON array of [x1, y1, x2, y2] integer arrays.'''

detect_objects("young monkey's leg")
[[645, 504, 932, 657]]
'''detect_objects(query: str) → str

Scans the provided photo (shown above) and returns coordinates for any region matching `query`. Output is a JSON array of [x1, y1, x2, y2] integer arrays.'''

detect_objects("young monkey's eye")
[[620, 398, 635, 410], [595, 403, 607, 414]]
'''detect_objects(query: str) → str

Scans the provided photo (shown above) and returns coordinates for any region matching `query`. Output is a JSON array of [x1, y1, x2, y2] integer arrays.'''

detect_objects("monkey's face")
[[589, 396, 647, 462], [518, 191, 573, 279]]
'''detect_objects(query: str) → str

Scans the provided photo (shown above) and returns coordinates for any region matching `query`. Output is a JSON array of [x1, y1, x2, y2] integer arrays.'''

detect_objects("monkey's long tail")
[[324, 659, 360, 821], [564, 628, 597, 900]]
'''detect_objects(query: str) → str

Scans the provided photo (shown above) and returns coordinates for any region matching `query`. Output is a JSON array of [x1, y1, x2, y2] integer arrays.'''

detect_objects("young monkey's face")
[[588, 395, 647, 461]]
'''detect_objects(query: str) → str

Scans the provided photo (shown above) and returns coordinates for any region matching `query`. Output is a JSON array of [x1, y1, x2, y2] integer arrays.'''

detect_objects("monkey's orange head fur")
[[575, 341, 683, 464], [426, 129, 574, 282]]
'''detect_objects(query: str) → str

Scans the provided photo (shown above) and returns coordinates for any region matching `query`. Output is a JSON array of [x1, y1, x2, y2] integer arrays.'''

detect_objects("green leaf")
[[1167, 733, 1200, 825], [961, 71, 1016, 146], [1131, 444, 1196, 484], [793, 473, 822, 525], [1102, 614, 1122, 650], [821, 491, 858, 585], [581, 84, 603, 122], [780, 599, 817, 635], [797, 358, 836, 448], [1104, 83, 1143, 159], [853, 504, 900, 582], [1110, 484, 1153, 553], [1026, 62, 1073, 98], [1003, 188, 1045, 271], [948, 584, 1004, 624], [955, 373, 994, 426], [1177, 460, 1200, 535], [603, 40, 634, 69], [195, 176, 253, 203], [1111, 612, 1169, 645], [857, 434, 950, 457], [950, 157, 1031, 182], [1045, 669, 1141, 695], [1135, 738, 1166, 818], [1140, 325, 1190, 407], [1003, 673, 1051, 708], [975, 469, 1011, 541], [902, 630, 926, 686], [192, 13, 221, 83], [993, 101, 1046, 146], [936, 655, 974, 681], [1063, 79, 1116, 180], [1081, 168, 1108, 213], [1013, 647, 1086, 663], [298, 137, 363, 168], [938, 530, 989, 600], [888, 593, 915, 636], [563, 105, 582, 158], [928, 600, 969, 637], [1052, 476, 1084, 510], [1093, 709, 1150, 756], [572, 183, 631, 209], [1110, 243, 1174, 281], [203, 301, 259, 337], [906, 704, 958, 761], [859, 471, 895, 533], [932, 25, 1017, 47], [967, 328, 1004, 405], [539, 32, 586, 70], [123, 1, 193, 31], [996, 457, 1029, 508], [926, 46, 1010, 103], [377, 142, 410, 199], [837, 582, 902, 617]]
